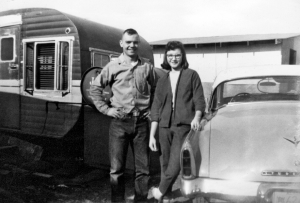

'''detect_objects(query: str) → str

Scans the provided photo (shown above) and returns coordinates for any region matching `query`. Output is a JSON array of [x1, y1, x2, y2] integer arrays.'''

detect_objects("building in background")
[[150, 33, 300, 101]]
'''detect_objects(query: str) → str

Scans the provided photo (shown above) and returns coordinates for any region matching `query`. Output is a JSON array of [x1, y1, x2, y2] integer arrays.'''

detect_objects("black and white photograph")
[[0, 0, 300, 202]]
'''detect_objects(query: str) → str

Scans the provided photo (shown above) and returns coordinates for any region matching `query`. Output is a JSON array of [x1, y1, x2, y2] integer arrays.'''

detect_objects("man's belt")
[[120, 109, 148, 119], [128, 109, 148, 117]]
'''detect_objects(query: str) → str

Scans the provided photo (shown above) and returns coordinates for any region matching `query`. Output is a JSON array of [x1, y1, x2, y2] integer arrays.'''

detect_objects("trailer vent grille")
[[36, 43, 55, 90]]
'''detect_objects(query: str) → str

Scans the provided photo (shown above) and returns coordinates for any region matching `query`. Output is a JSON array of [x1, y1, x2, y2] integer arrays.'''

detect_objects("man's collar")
[[118, 53, 142, 65]]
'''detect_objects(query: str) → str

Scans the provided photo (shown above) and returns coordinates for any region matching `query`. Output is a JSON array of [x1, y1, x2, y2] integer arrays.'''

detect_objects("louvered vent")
[[58, 42, 69, 90], [36, 43, 55, 90], [26, 43, 34, 89]]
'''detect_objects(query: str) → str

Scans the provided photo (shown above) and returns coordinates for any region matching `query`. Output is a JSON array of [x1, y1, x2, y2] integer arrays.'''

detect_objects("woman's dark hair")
[[161, 41, 189, 70]]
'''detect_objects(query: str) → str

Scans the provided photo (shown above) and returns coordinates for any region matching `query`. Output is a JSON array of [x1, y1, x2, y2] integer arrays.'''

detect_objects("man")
[[90, 28, 156, 202]]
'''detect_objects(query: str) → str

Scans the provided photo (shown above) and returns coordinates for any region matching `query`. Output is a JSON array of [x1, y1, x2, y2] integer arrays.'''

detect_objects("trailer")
[[0, 8, 155, 170]]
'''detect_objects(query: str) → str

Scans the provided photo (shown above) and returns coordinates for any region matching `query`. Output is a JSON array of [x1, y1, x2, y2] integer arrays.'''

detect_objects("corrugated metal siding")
[[22, 10, 76, 37], [21, 8, 81, 81], [65, 13, 154, 70], [21, 96, 80, 138], [0, 8, 154, 140], [17, 8, 81, 138]]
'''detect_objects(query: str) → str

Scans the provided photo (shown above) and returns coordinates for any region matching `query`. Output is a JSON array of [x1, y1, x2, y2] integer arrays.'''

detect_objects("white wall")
[[282, 36, 300, 64], [153, 43, 281, 83], [152, 42, 281, 104]]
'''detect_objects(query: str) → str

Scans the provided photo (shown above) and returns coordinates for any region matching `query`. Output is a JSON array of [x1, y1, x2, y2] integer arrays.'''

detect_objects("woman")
[[149, 41, 206, 201]]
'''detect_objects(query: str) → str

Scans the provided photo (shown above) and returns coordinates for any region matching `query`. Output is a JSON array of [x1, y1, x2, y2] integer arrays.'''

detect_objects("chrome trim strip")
[[261, 171, 300, 177], [22, 36, 75, 42], [181, 177, 260, 197]]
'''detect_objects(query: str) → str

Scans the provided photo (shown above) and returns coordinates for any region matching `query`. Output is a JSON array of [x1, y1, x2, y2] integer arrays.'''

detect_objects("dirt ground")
[[0, 143, 192, 203], [0, 164, 191, 203]]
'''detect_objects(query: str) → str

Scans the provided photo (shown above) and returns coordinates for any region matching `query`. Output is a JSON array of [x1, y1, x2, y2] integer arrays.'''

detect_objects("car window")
[[212, 76, 300, 109], [223, 79, 261, 97]]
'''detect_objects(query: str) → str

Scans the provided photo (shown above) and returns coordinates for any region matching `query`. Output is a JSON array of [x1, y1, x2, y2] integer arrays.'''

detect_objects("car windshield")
[[211, 76, 300, 109]]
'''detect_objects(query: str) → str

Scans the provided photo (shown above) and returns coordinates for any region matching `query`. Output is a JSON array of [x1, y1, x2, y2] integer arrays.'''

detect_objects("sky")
[[1, 0, 300, 42]]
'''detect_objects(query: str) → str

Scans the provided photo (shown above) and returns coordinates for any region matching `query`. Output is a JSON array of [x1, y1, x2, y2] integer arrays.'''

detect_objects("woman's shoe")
[[162, 194, 173, 203], [152, 187, 163, 201]]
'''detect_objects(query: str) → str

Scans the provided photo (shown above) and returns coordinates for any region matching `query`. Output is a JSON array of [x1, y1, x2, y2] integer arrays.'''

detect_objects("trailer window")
[[110, 55, 119, 61], [24, 40, 70, 94], [94, 53, 109, 67], [1, 37, 14, 61]]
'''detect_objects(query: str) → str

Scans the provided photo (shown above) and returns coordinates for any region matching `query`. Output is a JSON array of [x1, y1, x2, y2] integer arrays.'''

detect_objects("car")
[[180, 65, 300, 203]]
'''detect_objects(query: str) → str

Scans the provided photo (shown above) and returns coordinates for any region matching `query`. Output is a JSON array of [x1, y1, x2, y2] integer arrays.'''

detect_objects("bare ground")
[[0, 152, 192, 203]]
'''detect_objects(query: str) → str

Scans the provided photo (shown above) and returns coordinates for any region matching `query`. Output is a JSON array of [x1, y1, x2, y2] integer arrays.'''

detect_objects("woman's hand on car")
[[149, 136, 158, 151], [191, 117, 201, 131]]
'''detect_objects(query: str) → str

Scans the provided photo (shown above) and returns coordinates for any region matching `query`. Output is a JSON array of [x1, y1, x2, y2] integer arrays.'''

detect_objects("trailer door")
[[0, 24, 21, 129]]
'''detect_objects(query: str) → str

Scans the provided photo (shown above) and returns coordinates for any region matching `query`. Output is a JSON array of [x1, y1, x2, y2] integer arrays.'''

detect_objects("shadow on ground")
[[0, 160, 191, 203], [0, 136, 193, 203]]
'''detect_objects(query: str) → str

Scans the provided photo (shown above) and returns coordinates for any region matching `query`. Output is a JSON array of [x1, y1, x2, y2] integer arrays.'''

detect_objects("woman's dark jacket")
[[151, 68, 206, 127]]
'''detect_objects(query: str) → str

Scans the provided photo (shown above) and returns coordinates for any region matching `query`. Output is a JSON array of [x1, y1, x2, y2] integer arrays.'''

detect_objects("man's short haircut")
[[123, 28, 138, 36]]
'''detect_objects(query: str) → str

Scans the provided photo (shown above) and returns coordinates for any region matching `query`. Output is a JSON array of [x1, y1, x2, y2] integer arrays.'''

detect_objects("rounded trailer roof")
[[212, 65, 300, 89]]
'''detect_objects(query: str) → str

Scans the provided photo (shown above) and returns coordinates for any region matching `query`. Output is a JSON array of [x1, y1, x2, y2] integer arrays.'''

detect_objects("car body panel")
[[209, 101, 300, 182], [180, 65, 300, 202]]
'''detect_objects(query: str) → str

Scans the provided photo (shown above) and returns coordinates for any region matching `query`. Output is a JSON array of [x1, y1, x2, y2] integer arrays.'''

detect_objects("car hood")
[[208, 101, 300, 182]]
